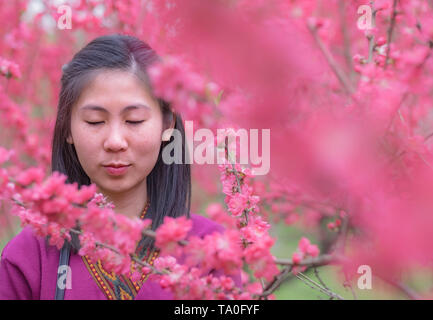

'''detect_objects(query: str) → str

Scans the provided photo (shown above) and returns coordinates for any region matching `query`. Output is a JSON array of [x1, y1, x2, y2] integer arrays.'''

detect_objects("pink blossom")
[[206, 202, 237, 228], [292, 252, 303, 264], [298, 237, 311, 254], [227, 193, 249, 217], [292, 237, 320, 267], [16, 167, 45, 186], [243, 233, 279, 282], [73, 184, 97, 204], [0, 57, 21, 78], [0, 147, 14, 165], [155, 216, 193, 254]]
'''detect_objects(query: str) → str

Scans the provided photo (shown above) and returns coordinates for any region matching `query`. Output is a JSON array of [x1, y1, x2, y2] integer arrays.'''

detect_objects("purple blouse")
[[0, 213, 242, 300]]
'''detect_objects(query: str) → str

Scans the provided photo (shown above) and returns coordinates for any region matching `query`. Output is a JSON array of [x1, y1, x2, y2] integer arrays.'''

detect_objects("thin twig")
[[224, 136, 250, 225], [385, 0, 399, 68], [416, 152, 433, 170], [259, 254, 343, 299], [308, 24, 355, 95], [313, 267, 330, 292], [224, 136, 242, 193], [367, 2, 377, 64], [343, 279, 358, 300], [296, 272, 345, 300], [295, 273, 329, 299], [338, 0, 354, 79], [68, 228, 167, 275], [424, 131, 433, 141], [381, 277, 422, 300], [367, 34, 375, 63]]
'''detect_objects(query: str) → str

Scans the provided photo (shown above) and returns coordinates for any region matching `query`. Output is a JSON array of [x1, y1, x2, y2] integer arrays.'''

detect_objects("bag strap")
[[55, 241, 71, 300]]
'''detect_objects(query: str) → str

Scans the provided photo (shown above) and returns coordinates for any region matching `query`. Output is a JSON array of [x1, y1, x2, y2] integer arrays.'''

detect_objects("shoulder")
[[1, 226, 46, 265], [0, 227, 50, 299], [188, 213, 225, 238]]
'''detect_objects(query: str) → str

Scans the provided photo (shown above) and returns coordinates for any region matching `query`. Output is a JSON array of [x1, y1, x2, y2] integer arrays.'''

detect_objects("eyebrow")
[[80, 104, 150, 113]]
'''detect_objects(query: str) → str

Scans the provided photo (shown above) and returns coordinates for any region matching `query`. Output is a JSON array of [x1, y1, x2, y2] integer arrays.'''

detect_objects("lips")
[[103, 163, 130, 168], [103, 164, 131, 176]]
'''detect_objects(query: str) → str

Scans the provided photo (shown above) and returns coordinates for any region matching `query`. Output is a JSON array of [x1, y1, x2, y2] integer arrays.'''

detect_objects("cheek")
[[135, 129, 162, 156], [74, 141, 99, 174], [134, 125, 164, 167], [70, 123, 100, 171]]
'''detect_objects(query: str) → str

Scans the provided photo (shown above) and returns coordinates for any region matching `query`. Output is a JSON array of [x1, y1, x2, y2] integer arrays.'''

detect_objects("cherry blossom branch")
[[223, 136, 252, 227], [367, 2, 377, 64], [308, 23, 355, 95], [385, 0, 399, 68], [274, 253, 341, 267], [224, 136, 242, 193], [67, 227, 168, 276], [10, 195, 170, 277], [6, 168, 346, 299], [338, 0, 354, 78], [258, 266, 292, 299], [9, 193, 166, 275], [258, 254, 342, 299]]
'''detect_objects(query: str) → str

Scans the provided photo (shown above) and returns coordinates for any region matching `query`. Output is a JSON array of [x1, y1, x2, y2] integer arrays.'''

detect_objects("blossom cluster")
[[148, 255, 258, 300], [148, 55, 221, 128], [291, 237, 320, 275], [215, 151, 280, 282], [1, 156, 280, 298], [155, 216, 192, 255], [5, 167, 152, 276], [0, 56, 21, 79]]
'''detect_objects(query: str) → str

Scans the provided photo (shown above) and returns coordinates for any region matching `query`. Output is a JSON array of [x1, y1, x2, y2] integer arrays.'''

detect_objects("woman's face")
[[67, 69, 168, 195]]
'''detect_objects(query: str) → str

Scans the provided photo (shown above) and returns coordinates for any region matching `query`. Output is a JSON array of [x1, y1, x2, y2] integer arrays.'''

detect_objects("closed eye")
[[126, 120, 144, 125], [86, 121, 104, 125], [85, 121, 144, 125]]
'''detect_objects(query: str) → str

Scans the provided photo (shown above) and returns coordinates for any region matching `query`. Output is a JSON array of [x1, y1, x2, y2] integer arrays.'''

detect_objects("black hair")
[[51, 34, 191, 255]]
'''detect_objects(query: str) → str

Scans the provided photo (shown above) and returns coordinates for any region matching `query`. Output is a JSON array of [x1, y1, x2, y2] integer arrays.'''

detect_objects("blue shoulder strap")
[[55, 241, 71, 300]]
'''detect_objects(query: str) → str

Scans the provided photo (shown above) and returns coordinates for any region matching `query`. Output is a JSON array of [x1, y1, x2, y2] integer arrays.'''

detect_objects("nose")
[[103, 123, 128, 152]]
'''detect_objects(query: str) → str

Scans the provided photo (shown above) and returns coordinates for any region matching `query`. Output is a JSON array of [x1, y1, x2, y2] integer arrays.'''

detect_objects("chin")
[[94, 179, 129, 194]]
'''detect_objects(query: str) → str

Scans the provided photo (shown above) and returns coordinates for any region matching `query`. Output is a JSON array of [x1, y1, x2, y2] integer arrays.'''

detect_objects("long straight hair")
[[51, 34, 191, 254]]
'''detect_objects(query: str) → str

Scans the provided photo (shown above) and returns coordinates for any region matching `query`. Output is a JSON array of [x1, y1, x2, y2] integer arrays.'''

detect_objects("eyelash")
[[86, 121, 144, 125]]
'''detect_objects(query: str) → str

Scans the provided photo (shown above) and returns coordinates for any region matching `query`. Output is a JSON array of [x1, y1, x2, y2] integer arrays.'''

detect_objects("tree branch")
[[308, 24, 355, 95], [68, 228, 167, 275], [385, 0, 399, 68], [381, 277, 422, 300], [275, 253, 342, 267], [259, 265, 292, 299], [338, 0, 354, 79]]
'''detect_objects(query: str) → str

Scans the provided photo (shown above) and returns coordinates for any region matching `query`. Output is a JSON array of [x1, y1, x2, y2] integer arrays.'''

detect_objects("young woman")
[[0, 34, 241, 300]]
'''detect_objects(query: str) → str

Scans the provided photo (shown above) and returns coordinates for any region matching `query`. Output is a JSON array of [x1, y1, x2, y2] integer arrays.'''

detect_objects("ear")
[[162, 113, 176, 142], [66, 134, 74, 144]]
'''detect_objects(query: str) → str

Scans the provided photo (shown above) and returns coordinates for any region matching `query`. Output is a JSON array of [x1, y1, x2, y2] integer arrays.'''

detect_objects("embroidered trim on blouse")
[[82, 199, 159, 300]]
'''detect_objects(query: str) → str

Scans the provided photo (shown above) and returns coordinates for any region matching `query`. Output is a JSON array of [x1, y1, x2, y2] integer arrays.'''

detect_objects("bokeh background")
[[1, 0, 433, 299]]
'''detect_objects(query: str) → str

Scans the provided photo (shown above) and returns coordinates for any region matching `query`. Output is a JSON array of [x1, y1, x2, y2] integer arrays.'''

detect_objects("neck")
[[96, 182, 148, 219]]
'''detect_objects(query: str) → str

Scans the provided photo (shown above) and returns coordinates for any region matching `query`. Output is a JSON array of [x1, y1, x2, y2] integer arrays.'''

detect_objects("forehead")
[[74, 69, 158, 114]]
